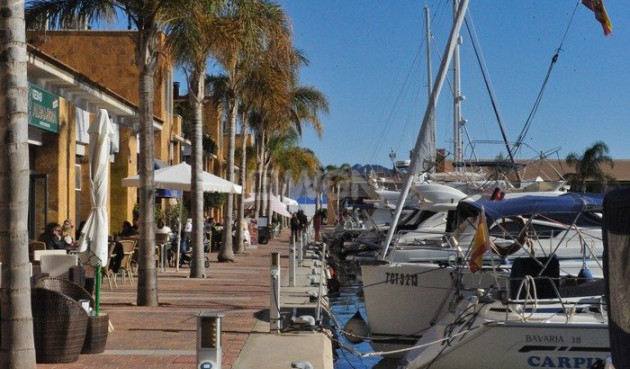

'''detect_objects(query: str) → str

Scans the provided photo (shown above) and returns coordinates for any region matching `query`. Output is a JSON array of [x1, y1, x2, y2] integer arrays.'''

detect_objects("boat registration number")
[[385, 272, 418, 286]]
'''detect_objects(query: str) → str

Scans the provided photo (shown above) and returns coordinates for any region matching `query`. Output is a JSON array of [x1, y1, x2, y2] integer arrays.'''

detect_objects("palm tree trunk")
[[0, 1, 37, 366], [218, 96, 237, 262], [190, 69, 205, 277], [264, 164, 272, 220], [255, 132, 266, 216], [336, 184, 341, 224], [136, 66, 159, 306], [235, 118, 248, 254]]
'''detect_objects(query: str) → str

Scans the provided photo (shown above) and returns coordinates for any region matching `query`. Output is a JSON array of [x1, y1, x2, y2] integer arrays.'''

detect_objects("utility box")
[[197, 312, 224, 369]]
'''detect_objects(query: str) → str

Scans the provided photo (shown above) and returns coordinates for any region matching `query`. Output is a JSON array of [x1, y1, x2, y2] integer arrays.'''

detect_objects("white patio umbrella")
[[121, 162, 242, 194], [122, 162, 242, 270], [77, 109, 113, 315], [243, 193, 291, 217], [281, 196, 298, 206]]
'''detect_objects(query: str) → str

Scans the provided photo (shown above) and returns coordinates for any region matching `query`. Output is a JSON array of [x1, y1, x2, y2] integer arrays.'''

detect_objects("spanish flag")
[[469, 207, 491, 273], [582, 0, 613, 36]]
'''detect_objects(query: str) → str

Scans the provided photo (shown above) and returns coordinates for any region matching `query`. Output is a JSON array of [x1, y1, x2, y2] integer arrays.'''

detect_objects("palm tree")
[[0, 2, 37, 367], [565, 141, 614, 192], [250, 83, 328, 219], [324, 163, 352, 224], [208, 0, 297, 262], [27, 0, 191, 306], [166, 0, 224, 277], [273, 145, 320, 204]]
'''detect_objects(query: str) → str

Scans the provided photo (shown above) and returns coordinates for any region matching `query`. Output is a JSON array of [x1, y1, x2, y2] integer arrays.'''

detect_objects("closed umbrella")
[[77, 109, 113, 315]]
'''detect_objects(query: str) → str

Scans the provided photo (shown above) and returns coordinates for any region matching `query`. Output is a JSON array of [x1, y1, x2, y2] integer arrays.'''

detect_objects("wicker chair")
[[31, 287, 88, 363], [35, 277, 95, 309], [102, 241, 118, 290], [29, 240, 47, 261], [118, 239, 137, 284]]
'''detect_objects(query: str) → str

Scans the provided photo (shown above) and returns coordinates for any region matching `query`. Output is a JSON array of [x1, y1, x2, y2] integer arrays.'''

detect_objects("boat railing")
[[500, 275, 607, 323]]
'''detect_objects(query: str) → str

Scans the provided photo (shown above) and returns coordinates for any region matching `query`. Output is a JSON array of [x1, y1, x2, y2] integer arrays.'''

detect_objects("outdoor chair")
[[29, 240, 47, 261], [118, 239, 137, 284], [31, 287, 88, 363], [155, 233, 170, 270], [118, 236, 139, 273], [102, 242, 118, 290], [33, 276, 110, 354], [35, 277, 95, 309]]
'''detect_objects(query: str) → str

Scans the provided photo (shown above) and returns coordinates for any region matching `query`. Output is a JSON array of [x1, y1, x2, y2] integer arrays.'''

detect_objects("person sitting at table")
[[38, 222, 69, 250], [107, 235, 124, 274], [61, 219, 76, 249], [119, 220, 137, 237], [156, 218, 173, 237], [156, 218, 173, 266]]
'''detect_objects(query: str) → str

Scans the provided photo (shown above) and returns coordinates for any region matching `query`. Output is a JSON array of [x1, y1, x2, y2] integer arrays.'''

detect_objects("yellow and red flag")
[[469, 207, 491, 273], [582, 0, 613, 36]]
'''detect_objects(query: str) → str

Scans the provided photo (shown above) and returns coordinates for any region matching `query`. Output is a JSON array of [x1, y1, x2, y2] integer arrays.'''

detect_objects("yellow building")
[[25, 30, 230, 239]]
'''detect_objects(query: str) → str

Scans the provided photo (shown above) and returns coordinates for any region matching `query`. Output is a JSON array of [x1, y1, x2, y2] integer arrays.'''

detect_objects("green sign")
[[29, 84, 59, 133]]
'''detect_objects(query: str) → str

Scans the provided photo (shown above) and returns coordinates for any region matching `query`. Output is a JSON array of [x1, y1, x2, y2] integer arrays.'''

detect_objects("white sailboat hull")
[[361, 262, 501, 357], [400, 301, 609, 369]]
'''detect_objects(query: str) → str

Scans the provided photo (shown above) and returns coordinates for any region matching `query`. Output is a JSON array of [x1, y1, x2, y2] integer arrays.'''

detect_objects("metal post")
[[315, 243, 327, 325], [289, 237, 296, 287], [197, 312, 223, 369], [270, 252, 282, 332], [298, 230, 304, 267]]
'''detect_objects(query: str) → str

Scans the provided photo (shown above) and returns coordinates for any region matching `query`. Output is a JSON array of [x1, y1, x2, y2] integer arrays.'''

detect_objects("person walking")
[[290, 213, 299, 243], [313, 210, 322, 243]]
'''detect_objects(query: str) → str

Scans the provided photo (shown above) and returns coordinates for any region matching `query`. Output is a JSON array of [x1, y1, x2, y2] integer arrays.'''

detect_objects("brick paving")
[[37, 230, 294, 369]]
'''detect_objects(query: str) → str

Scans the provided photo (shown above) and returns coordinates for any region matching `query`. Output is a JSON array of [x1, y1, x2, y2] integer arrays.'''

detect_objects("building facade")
[[25, 30, 229, 239]]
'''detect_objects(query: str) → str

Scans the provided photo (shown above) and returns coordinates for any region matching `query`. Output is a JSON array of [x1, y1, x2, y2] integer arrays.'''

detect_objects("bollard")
[[197, 312, 223, 369], [270, 252, 282, 332], [289, 237, 296, 287]]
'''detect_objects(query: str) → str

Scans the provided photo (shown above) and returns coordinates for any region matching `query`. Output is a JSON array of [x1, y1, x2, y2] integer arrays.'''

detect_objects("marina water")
[[330, 281, 397, 369]]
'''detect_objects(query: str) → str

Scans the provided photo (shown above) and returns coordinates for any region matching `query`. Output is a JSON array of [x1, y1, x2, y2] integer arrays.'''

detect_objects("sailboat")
[[361, 192, 605, 357], [354, 0, 608, 361], [399, 288, 609, 369]]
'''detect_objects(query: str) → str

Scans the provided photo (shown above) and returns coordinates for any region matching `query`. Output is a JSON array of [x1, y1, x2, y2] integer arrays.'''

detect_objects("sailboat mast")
[[382, 0, 470, 258], [425, 6, 433, 108], [425, 6, 435, 170], [425, 6, 435, 176], [453, 0, 463, 169]]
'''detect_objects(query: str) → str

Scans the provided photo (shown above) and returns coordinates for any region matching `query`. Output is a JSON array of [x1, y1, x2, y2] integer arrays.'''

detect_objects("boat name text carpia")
[[384, 272, 418, 286], [527, 356, 601, 368]]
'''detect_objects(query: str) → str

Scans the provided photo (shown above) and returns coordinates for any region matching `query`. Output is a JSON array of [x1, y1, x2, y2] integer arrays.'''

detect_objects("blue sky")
[[274, 0, 629, 168]]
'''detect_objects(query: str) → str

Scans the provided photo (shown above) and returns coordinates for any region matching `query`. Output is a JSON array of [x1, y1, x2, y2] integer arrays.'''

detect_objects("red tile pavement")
[[37, 230, 294, 369]]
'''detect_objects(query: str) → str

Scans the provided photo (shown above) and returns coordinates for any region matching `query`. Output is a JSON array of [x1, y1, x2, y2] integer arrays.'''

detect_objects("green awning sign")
[[29, 84, 59, 133]]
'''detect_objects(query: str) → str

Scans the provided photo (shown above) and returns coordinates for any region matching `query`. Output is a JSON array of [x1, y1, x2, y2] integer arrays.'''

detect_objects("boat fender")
[[342, 310, 368, 344], [577, 266, 595, 284]]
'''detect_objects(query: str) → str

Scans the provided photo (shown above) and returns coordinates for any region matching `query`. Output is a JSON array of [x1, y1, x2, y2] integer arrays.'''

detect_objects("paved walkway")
[[37, 230, 331, 369]]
